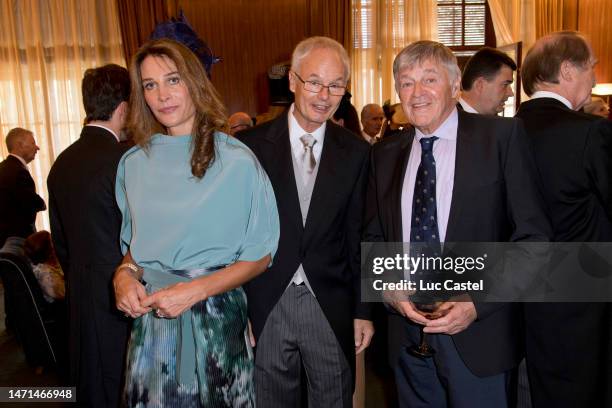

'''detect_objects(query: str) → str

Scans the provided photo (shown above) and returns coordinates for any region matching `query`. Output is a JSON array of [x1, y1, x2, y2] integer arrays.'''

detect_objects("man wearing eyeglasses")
[[237, 36, 374, 407]]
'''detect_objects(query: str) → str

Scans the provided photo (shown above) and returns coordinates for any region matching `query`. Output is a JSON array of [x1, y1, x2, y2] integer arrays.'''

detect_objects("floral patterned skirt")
[[123, 287, 254, 407]]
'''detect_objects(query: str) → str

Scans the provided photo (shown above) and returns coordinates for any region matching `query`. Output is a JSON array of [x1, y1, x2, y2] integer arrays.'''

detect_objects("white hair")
[[291, 36, 350, 81]]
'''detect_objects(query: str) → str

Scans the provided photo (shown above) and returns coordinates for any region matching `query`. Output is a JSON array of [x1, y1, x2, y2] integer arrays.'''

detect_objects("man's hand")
[[114, 267, 150, 318], [354, 319, 375, 354], [383, 290, 429, 326], [423, 297, 477, 335]]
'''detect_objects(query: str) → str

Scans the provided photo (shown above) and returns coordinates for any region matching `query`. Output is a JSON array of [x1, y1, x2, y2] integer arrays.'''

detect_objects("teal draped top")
[[116, 132, 279, 270]]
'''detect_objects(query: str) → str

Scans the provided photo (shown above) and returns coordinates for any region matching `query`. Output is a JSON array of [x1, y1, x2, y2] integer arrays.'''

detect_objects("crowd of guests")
[[0, 28, 610, 408]]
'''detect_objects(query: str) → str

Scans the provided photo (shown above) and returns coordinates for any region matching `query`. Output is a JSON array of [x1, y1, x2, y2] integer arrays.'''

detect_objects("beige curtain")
[[579, 0, 612, 83], [489, 0, 610, 83], [0, 0, 124, 231], [488, 0, 536, 51], [351, 0, 438, 114]]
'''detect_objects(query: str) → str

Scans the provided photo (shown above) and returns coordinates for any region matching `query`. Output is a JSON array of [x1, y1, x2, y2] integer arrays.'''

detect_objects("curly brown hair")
[[128, 39, 227, 178]]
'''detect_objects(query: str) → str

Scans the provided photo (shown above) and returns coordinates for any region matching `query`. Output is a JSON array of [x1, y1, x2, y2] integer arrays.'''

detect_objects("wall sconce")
[[592, 83, 612, 103]]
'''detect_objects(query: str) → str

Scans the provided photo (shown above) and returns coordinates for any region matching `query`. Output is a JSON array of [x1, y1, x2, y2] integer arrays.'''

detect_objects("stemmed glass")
[[408, 299, 447, 358]]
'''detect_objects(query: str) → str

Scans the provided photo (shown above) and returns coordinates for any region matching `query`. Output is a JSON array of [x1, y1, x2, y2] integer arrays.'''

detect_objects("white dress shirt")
[[8, 153, 27, 167], [530, 91, 573, 110], [288, 104, 325, 184], [458, 97, 479, 114], [85, 124, 121, 142], [401, 108, 458, 244], [361, 131, 377, 145]]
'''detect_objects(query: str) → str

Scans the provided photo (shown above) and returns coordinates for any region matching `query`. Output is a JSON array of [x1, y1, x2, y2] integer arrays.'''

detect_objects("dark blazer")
[[363, 110, 551, 377], [516, 98, 612, 407], [237, 114, 370, 377], [47, 126, 129, 408], [0, 155, 45, 245]]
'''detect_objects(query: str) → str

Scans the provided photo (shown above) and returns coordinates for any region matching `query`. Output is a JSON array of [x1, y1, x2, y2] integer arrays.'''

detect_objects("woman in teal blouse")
[[113, 39, 279, 407]]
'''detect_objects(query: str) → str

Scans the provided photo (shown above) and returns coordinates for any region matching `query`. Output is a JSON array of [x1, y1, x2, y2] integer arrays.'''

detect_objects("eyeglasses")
[[292, 71, 346, 96]]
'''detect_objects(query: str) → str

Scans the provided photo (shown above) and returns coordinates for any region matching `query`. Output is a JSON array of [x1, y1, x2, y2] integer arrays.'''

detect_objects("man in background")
[[47, 64, 131, 408], [516, 30, 612, 408], [228, 111, 254, 136], [459, 47, 517, 115], [0, 127, 46, 247], [360, 103, 384, 144]]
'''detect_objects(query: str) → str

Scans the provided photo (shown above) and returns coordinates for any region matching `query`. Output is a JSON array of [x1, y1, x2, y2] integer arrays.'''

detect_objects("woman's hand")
[[141, 281, 202, 319], [114, 267, 150, 318]]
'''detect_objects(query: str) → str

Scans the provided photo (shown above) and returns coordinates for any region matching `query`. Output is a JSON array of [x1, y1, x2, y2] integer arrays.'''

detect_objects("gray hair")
[[291, 36, 350, 81], [521, 31, 592, 96], [393, 41, 461, 85]]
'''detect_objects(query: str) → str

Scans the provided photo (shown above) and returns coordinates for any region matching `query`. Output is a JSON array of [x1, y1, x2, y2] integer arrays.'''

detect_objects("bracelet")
[[118, 262, 140, 275]]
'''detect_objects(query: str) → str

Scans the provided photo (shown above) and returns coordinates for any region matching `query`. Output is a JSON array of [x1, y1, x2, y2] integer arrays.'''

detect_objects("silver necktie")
[[300, 134, 317, 175]]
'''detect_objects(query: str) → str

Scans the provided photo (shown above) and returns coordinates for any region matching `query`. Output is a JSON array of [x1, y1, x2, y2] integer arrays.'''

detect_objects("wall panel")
[[177, 0, 309, 116]]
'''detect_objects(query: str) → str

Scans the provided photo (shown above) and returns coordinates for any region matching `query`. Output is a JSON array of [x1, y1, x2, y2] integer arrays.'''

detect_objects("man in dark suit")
[[458, 47, 517, 115], [364, 41, 551, 407], [0, 127, 46, 247], [237, 36, 374, 407], [47, 64, 130, 408], [516, 31, 612, 408]]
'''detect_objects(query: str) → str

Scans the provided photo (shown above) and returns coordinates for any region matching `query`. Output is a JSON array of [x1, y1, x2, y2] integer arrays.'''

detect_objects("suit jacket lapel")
[[303, 123, 341, 238], [390, 129, 415, 242], [263, 115, 304, 236], [445, 111, 473, 242]]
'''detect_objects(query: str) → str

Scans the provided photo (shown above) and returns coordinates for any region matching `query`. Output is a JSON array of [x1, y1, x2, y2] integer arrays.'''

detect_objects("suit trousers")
[[254, 283, 351, 408], [394, 322, 511, 408]]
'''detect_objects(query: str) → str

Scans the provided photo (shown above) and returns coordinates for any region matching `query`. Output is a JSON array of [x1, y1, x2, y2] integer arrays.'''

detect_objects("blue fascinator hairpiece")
[[149, 10, 221, 78]]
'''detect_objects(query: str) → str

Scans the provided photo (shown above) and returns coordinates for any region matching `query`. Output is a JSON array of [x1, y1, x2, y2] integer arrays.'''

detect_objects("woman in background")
[[24, 231, 64, 303], [113, 39, 279, 407]]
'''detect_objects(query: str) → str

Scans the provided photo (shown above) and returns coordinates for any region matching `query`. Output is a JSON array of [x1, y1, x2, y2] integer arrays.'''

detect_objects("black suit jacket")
[[516, 98, 612, 407], [237, 114, 371, 377], [364, 110, 551, 377], [47, 126, 129, 407], [517, 98, 612, 240], [0, 155, 45, 245]]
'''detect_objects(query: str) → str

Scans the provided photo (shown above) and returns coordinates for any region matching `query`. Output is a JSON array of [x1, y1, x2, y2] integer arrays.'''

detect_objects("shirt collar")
[[361, 130, 376, 144], [8, 153, 27, 167], [530, 91, 573, 110], [458, 97, 479, 114], [288, 104, 326, 143], [414, 107, 458, 141], [85, 124, 120, 142]]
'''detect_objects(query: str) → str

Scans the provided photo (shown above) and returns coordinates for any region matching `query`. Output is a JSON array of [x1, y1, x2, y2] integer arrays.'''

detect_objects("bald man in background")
[[228, 111, 254, 136], [0, 127, 45, 247], [360, 103, 384, 144]]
